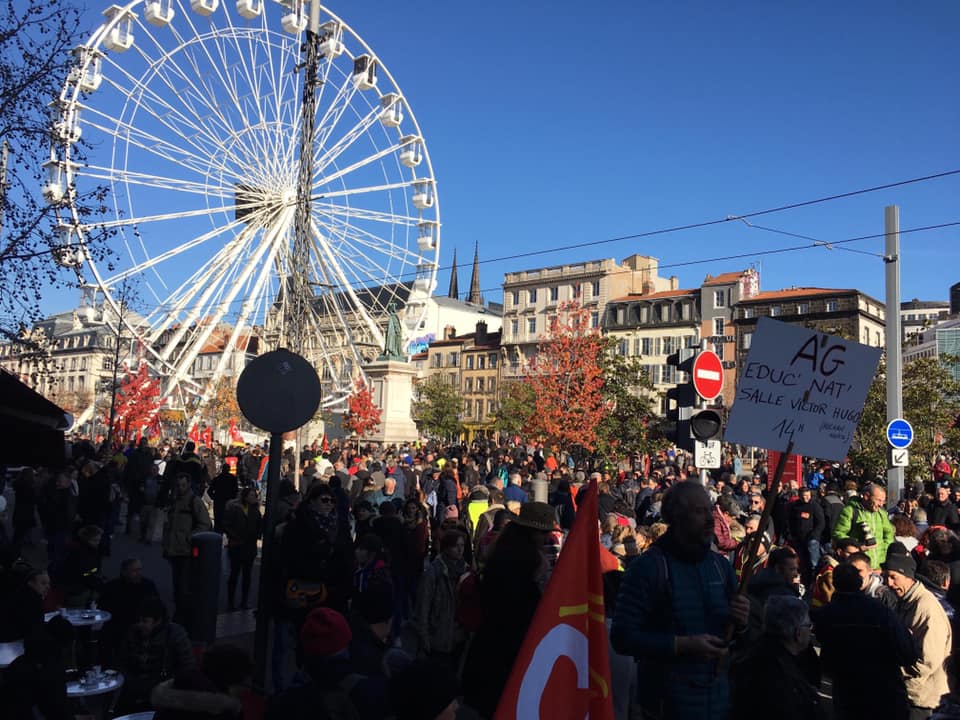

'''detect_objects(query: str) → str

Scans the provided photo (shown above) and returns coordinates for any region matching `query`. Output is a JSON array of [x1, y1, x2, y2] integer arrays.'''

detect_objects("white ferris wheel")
[[45, 0, 440, 412]]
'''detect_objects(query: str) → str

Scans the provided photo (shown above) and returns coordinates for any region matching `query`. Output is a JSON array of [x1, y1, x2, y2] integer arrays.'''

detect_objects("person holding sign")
[[831, 483, 895, 570]]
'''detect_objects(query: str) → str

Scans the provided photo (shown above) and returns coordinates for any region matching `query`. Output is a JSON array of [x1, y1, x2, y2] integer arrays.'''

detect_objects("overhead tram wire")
[[466, 219, 960, 300]]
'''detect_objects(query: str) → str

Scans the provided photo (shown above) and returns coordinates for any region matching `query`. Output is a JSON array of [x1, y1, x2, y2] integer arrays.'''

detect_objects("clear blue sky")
[[59, 0, 959, 314]]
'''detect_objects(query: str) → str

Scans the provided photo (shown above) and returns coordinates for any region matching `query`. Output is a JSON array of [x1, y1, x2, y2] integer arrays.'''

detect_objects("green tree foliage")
[[493, 380, 536, 438], [596, 351, 660, 461], [850, 356, 960, 482], [412, 374, 463, 441]]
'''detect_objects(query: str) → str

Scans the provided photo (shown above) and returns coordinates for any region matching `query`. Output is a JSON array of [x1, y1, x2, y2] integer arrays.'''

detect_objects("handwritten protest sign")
[[724, 317, 881, 461]]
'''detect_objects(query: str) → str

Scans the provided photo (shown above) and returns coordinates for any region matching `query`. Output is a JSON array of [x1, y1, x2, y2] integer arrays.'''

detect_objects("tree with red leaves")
[[106, 362, 162, 444], [523, 301, 609, 452], [344, 377, 382, 439]]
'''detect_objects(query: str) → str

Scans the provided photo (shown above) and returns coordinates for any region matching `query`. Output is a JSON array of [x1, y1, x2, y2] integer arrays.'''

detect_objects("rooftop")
[[609, 288, 698, 303], [740, 287, 857, 302]]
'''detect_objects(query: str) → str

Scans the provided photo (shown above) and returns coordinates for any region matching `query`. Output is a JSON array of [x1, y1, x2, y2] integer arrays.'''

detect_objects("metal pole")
[[253, 431, 283, 689], [106, 294, 126, 449], [698, 338, 710, 486], [885, 205, 904, 505]]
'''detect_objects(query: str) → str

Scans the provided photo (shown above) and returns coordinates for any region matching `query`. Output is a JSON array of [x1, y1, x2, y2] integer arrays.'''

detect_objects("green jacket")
[[831, 497, 894, 568]]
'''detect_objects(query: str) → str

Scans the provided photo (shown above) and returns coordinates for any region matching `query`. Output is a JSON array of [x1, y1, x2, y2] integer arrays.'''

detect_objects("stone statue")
[[379, 302, 406, 361]]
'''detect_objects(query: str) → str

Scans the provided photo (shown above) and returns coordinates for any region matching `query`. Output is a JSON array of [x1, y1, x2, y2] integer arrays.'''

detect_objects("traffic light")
[[663, 348, 697, 452], [690, 409, 723, 442]]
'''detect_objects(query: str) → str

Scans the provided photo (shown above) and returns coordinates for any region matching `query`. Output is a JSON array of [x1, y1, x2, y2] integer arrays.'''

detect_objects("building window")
[[448, 373, 457, 386], [488, 378, 496, 394], [714, 343, 724, 360], [78, 376, 85, 390], [464, 399, 472, 416], [770, 306, 781, 317], [466, 355, 474, 370], [618, 339, 628, 356], [476, 403, 483, 420], [510, 319, 519, 336], [488, 400, 497, 415], [549, 286, 559, 302], [742, 332, 752, 350], [642, 338, 653, 356], [713, 318, 725, 336], [864, 328, 870, 344], [592, 281, 600, 297], [875, 331, 881, 346], [476, 377, 484, 392], [633, 338, 642, 356], [528, 289, 537, 303], [663, 337, 675, 355], [826, 300, 838, 312], [590, 312, 599, 328], [103, 357, 113, 371], [743, 307, 754, 319], [527, 317, 537, 335], [511, 291, 519, 306], [431, 354, 441, 368], [464, 377, 473, 393], [67, 377, 75, 391], [489, 353, 498, 368], [714, 290, 726, 308], [616, 307, 626, 325], [448, 352, 459, 367], [478, 355, 485, 369], [70, 357, 77, 370], [797, 303, 809, 314]]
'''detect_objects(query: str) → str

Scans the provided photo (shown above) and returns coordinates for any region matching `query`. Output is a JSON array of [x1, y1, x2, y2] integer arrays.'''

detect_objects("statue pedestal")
[[362, 360, 419, 445]]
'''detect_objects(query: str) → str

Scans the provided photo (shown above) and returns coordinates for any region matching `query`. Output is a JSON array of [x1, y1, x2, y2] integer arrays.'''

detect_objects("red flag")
[[493, 480, 614, 719], [201, 426, 213, 447], [189, 424, 200, 444], [322, 433, 329, 453], [229, 418, 244, 445]]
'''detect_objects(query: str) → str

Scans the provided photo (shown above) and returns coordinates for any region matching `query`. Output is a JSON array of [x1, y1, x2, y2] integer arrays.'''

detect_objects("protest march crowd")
[[2, 434, 960, 720]]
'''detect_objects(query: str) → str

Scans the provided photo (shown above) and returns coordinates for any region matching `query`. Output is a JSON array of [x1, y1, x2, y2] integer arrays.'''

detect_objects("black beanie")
[[882, 541, 917, 579]]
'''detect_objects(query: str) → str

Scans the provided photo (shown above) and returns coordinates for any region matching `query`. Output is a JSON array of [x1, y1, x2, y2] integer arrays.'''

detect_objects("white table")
[[66, 670, 124, 698], [0, 640, 24, 668], [50, 608, 113, 628]]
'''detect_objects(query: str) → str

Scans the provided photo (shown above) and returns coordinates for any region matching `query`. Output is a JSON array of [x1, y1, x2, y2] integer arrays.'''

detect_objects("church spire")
[[468, 241, 482, 305], [447, 248, 459, 299]]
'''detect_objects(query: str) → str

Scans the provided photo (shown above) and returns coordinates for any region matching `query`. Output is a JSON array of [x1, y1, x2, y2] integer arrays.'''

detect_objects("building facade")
[[900, 299, 950, 344], [903, 318, 960, 382], [501, 255, 677, 379], [602, 268, 759, 410], [734, 288, 887, 370]]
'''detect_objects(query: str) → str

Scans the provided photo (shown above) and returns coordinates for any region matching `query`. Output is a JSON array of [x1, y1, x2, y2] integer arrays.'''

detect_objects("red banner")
[[188, 424, 200, 444], [493, 480, 614, 719], [767, 450, 803, 490], [229, 418, 244, 446], [201, 426, 213, 447]]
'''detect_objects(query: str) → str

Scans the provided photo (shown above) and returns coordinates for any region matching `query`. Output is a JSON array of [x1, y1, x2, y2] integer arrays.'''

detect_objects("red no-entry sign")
[[692, 350, 723, 401]]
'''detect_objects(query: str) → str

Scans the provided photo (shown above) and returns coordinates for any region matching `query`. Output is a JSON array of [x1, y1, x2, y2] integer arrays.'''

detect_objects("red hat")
[[300, 608, 352, 658]]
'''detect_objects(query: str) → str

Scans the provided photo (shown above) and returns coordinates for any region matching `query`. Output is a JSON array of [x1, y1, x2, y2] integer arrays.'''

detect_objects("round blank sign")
[[236, 349, 321, 433]]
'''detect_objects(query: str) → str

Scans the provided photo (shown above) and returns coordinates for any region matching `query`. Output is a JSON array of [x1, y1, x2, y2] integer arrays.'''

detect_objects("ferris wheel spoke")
[[314, 212, 419, 267], [313, 71, 361, 153], [82, 164, 229, 198], [164, 208, 293, 391], [315, 180, 414, 201], [314, 102, 383, 173], [104, 215, 247, 297], [313, 140, 406, 191], [85, 203, 250, 232], [309, 219, 385, 349], [314, 202, 420, 227], [147, 236, 252, 348], [196, 220, 288, 407]]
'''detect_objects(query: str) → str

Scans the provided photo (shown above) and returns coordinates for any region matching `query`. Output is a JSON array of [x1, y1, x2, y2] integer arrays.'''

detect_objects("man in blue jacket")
[[611, 482, 749, 720]]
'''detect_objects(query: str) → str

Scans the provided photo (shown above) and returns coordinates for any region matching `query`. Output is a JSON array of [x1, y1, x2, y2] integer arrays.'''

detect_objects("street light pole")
[[885, 206, 904, 504]]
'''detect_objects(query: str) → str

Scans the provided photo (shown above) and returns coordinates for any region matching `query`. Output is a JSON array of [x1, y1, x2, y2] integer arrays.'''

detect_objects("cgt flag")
[[201, 425, 213, 447], [229, 418, 244, 446], [188, 424, 200, 444], [493, 480, 614, 720]]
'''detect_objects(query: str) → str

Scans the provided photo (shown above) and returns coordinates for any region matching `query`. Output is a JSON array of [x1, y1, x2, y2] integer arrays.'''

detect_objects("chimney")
[[444, 325, 456, 340], [476, 321, 488, 346]]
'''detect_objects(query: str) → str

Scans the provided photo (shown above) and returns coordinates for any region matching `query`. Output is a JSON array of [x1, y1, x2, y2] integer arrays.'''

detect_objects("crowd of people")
[[1, 435, 960, 719]]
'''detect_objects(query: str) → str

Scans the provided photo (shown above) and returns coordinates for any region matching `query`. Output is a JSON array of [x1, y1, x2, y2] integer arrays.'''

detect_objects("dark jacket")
[[39, 486, 77, 537], [928, 500, 960, 532], [788, 498, 825, 544], [208, 471, 238, 522], [819, 492, 844, 542], [151, 673, 243, 720], [118, 620, 195, 710], [745, 567, 800, 643], [98, 576, 160, 655], [0, 582, 45, 642], [223, 499, 262, 548], [55, 540, 104, 608], [2, 632, 71, 720], [732, 636, 826, 720], [609, 532, 738, 720], [811, 591, 916, 720]]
